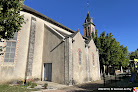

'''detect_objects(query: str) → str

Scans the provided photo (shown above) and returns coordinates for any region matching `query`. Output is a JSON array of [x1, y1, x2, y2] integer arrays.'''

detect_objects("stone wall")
[[71, 31, 100, 84], [0, 11, 31, 83], [26, 17, 36, 77], [88, 39, 101, 81], [72, 32, 87, 84], [0, 9, 100, 84], [42, 24, 65, 84]]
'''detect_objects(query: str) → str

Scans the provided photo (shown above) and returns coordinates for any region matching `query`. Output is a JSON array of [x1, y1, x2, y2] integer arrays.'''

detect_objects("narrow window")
[[79, 51, 81, 64], [4, 32, 17, 62], [88, 27, 90, 36], [85, 28, 87, 36]]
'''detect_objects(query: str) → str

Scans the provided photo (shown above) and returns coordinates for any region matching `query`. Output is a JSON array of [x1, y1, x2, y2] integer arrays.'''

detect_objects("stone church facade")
[[0, 5, 100, 85]]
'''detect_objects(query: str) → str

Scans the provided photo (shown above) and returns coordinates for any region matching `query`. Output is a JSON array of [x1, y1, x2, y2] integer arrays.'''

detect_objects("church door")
[[44, 63, 52, 81]]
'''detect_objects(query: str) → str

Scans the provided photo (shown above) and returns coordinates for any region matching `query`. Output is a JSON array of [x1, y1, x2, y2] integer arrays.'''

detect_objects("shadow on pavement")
[[63, 73, 138, 92]]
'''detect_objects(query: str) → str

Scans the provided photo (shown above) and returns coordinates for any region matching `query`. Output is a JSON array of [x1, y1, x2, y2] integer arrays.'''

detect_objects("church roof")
[[83, 13, 95, 27], [22, 5, 88, 40], [85, 39, 91, 44], [85, 12, 91, 23], [69, 30, 79, 38], [55, 29, 69, 37], [22, 5, 75, 33]]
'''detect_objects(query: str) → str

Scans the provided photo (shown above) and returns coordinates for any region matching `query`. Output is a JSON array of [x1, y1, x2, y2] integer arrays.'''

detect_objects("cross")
[[87, 0, 89, 11]]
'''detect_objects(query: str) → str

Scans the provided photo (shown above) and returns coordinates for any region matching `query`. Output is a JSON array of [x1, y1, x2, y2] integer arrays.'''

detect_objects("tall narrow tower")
[[83, 12, 95, 38]]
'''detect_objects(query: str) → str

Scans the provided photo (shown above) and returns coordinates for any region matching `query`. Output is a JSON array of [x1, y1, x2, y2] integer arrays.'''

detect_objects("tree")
[[93, 30, 129, 74], [94, 30, 100, 49], [120, 45, 129, 68], [92, 31, 95, 39], [99, 31, 106, 65], [129, 48, 138, 60], [0, 0, 24, 55]]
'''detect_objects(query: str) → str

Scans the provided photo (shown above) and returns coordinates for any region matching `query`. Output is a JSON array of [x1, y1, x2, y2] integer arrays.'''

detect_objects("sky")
[[24, 0, 138, 52]]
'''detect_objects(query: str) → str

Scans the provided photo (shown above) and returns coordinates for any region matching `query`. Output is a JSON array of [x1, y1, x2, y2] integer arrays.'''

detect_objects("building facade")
[[0, 5, 100, 85]]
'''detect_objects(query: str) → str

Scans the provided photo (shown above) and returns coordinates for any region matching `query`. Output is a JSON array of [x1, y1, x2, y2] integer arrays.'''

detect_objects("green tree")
[[99, 31, 106, 65], [129, 48, 138, 60], [94, 30, 129, 74], [92, 31, 95, 40], [0, 0, 24, 55], [94, 30, 100, 49], [120, 45, 129, 68]]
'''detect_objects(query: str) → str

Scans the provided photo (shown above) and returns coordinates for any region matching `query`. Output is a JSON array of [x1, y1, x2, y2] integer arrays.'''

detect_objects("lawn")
[[0, 84, 38, 92]]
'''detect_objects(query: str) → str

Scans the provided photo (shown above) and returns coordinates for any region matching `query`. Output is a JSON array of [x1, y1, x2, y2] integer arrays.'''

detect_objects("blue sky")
[[24, 0, 138, 52]]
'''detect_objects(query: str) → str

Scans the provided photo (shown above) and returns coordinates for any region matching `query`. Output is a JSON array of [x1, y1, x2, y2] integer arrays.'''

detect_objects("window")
[[4, 32, 18, 62], [85, 28, 87, 36], [93, 54, 95, 65], [88, 27, 91, 36], [88, 27, 90, 31], [79, 51, 81, 64]]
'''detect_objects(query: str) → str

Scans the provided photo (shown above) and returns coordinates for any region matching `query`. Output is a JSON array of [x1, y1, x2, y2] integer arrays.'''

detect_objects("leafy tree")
[[99, 31, 106, 65], [94, 30, 100, 49], [92, 31, 95, 39], [93, 30, 129, 74], [129, 48, 138, 60], [0, 0, 24, 55], [120, 45, 129, 68]]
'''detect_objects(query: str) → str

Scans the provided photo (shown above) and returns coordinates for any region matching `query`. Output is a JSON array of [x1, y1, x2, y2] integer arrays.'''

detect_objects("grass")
[[0, 84, 38, 92]]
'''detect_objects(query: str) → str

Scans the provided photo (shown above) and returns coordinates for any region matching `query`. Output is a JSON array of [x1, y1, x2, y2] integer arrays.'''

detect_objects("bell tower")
[[83, 12, 95, 38]]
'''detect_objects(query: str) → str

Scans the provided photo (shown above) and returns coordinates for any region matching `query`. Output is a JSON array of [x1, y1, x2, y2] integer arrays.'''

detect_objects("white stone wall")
[[42, 25, 65, 84], [0, 10, 73, 83], [72, 32, 87, 84], [88, 39, 101, 81], [0, 9, 100, 84], [72, 31, 100, 84], [0, 11, 31, 83]]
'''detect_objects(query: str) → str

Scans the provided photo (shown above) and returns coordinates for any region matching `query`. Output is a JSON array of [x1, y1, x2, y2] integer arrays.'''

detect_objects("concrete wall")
[[31, 13, 44, 80], [0, 9, 74, 83], [72, 31, 100, 84], [72, 32, 87, 84], [88, 39, 101, 81], [0, 9, 100, 84], [13, 11, 44, 81], [0, 11, 31, 83], [22, 11, 71, 81], [42, 25, 65, 84]]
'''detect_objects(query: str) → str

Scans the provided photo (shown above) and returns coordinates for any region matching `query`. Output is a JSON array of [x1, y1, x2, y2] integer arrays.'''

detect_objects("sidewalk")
[[31, 79, 105, 92], [32, 80, 105, 92], [32, 73, 137, 92], [61, 80, 104, 92], [32, 81, 68, 92]]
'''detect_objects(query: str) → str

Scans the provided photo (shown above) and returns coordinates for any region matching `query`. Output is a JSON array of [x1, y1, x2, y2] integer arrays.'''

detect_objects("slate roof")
[[54, 29, 69, 37], [22, 5, 88, 40], [83, 12, 95, 26], [22, 5, 75, 33], [69, 30, 79, 38], [85, 12, 91, 23]]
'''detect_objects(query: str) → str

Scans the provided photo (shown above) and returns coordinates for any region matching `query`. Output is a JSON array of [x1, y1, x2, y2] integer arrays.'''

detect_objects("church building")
[[0, 5, 100, 85]]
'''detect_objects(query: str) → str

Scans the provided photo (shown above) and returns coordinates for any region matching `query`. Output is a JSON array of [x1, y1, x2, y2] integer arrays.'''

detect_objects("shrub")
[[25, 81, 32, 87], [33, 78, 39, 82], [30, 83, 37, 88], [17, 81, 24, 85], [43, 83, 48, 89]]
